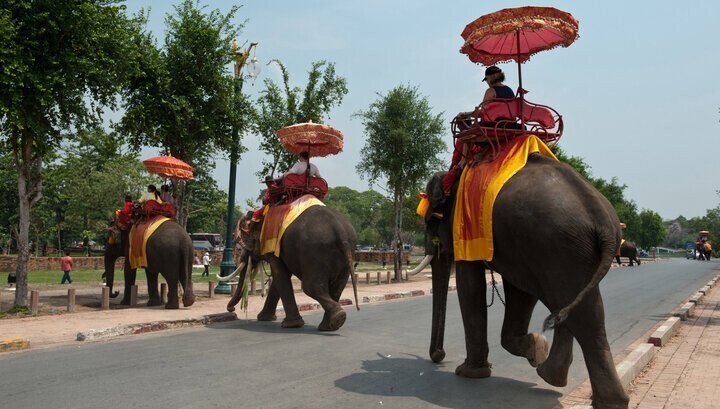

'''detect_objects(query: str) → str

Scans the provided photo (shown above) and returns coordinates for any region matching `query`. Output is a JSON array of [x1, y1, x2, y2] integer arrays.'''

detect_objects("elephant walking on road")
[[220, 205, 358, 331], [616, 240, 641, 266], [105, 220, 195, 309], [415, 153, 628, 409]]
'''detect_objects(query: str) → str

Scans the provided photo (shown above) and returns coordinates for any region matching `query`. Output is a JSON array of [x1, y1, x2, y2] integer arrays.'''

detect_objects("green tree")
[[636, 209, 667, 249], [118, 0, 249, 228], [254, 60, 348, 178], [0, 0, 150, 306], [356, 85, 446, 279]]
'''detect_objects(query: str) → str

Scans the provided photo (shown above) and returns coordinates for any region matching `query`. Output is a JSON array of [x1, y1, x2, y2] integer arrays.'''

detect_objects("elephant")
[[104, 219, 195, 309], [616, 240, 641, 266], [412, 153, 629, 409], [219, 205, 358, 331]]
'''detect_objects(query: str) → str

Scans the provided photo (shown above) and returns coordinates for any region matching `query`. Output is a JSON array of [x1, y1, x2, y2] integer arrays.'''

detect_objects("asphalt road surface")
[[1, 258, 717, 409]]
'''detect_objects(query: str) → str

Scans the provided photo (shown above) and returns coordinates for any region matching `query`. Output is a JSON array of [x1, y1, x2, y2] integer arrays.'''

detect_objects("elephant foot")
[[182, 293, 195, 307], [257, 311, 277, 321], [120, 297, 130, 306], [537, 359, 571, 387], [281, 317, 305, 328], [164, 298, 180, 309], [430, 349, 446, 363], [147, 298, 163, 307], [318, 309, 346, 331], [455, 361, 492, 378], [526, 333, 549, 368]]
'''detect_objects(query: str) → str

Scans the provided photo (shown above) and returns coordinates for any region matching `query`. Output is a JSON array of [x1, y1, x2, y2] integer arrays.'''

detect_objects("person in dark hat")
[[482, 65, 515, 103]]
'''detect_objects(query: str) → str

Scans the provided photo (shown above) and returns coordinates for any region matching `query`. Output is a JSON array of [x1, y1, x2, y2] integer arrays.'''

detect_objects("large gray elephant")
[[616, 240, 641, 266], [104, 220, 195, 309], [412, 154, 629, 409], [219, 205, 358, 331]]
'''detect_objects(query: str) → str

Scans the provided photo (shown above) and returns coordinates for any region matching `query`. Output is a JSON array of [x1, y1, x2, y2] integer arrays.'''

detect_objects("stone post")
[[130, 284, 138, 307], [101, 287, 110, 310], [30, 290, 39, 315], [67, 288, 76, 312]]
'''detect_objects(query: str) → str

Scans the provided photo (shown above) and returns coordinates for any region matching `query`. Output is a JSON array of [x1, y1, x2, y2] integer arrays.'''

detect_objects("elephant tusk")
[[407, 255, 433, 276], [216, 261, 247, 282]]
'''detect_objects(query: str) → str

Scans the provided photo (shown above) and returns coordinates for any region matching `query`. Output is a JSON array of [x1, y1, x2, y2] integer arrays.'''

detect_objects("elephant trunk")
[[226, 262, 248, 313], [429, 253, 452, 363], [103, 247, 120, 299], [407, 254, 433, 276]]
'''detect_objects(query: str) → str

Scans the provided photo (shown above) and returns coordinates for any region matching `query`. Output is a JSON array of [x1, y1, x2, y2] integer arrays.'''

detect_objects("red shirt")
[[118, 201, 133, 224], [60, 255, 73, 272]]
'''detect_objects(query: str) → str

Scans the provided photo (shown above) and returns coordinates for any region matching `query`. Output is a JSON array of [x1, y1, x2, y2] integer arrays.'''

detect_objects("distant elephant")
[[104, 219, 195, 309], [219, 205, 358, 331], [615, 240, 641, 266], [413, 154, 628, 409]]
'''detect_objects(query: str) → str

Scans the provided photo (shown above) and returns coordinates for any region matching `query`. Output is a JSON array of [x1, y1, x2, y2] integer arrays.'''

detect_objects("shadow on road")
[[334, 353, 562, 409]]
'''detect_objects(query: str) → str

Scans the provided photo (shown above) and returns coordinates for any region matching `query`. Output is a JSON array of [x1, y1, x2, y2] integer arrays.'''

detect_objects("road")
[[0, 258, 717, 409]]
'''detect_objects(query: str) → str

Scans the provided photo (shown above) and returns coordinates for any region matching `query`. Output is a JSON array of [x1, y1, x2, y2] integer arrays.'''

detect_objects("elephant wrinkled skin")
[[104, 221, 195, 309], [222, 205, 358, 331], [423, 153, 629, 409]]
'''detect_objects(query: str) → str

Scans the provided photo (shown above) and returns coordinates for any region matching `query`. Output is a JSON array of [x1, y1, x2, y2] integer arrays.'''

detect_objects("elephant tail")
[[181, 239, 195, 307], [349, 249, 359, 311], [543, 225, 619, 332]]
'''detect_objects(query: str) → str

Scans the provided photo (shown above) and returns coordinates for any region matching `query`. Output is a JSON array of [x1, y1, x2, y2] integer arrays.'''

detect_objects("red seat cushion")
[[480, 99, 519, 122], [282, 173, 328, 199], [521, 103, 555, 128]]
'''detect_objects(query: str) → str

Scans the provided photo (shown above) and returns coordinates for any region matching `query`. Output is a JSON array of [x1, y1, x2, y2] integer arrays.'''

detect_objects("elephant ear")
[[424, 172, 448, 223]]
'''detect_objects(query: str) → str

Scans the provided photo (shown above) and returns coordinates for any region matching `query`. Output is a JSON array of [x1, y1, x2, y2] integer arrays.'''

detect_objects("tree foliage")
[[0, 0, 152, 306], [254, 60, 348, 178], [636, 209, 666, 249], [118, 0, 249, 227], [356, 85, 446, 278]]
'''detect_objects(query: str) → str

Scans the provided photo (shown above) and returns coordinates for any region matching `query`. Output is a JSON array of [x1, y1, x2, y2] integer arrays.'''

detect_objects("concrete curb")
[[647, 316, 681, 347], [74, 289, 433, 343], [616, 343, 657, 389], [673, 302, 696, 321], [0, 338, 30, 353]]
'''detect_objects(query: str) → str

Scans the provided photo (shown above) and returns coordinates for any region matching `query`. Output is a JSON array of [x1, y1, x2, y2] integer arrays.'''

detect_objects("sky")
[[123, 0, 720, 221]]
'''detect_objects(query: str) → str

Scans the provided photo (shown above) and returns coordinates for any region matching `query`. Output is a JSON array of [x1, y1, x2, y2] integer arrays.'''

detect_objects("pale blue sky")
[[124, 0, 720, 220]]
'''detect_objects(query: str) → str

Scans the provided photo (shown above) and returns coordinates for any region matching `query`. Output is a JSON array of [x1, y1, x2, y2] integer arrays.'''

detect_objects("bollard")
[[30, 290, 39, 315], [365, 273, 370, 285], [208, 281, 215, 298], [230, 282, 238, 295], [353, 273, 358, 284], [101, 287, 110, 310], [250, 278, 257, 294], [67, 288, 76, 312], [376, 272, 381, 285], [160, 283, 168, 304], [261, 277, 266, 294], [386, 271, 391, 284], [130, 284, 138, 307]]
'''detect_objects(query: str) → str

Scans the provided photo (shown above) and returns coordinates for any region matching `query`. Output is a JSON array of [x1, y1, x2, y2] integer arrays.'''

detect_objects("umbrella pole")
[[515, 29, 525, 130]]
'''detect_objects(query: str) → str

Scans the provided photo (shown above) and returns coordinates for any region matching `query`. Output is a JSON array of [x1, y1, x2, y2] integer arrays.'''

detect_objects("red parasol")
[[460, 6, 579, 94], [276, 121, 344, 158], [142, 155, 194, 180]]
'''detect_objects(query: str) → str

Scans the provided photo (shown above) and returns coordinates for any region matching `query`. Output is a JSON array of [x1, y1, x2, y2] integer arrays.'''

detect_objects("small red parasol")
[[276, 121, 344, 158], [142, 155, 194, 180]]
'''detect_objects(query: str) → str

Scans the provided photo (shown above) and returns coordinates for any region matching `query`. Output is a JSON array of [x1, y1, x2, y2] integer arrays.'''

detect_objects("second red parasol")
[[142, 155, 194, 180], [276, 121, 344, 158]]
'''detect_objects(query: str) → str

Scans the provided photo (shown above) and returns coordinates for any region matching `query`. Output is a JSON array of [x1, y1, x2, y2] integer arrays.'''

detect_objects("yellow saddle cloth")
[[453, 134, 557, 261], [129, 215, 169, 269], [260, 194, 325, 257]]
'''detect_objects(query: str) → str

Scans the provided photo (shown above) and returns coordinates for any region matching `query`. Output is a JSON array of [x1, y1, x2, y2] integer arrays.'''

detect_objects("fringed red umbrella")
[[276, 121, 344, 158], [142, 155, 194, 180], [460, 6, 579, 93]]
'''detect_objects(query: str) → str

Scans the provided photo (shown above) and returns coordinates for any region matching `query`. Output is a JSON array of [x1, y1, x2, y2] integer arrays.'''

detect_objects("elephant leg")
[[454, 261, 492, 378], [500, 280, 547, 368], [564, 287, 628, 409], [429, 253, 452, 363], [537, 324, 574, 387], [614, 256, 621, 265], [270, 261, 304, 328], [146, 269, 165, 307], [121, 259, 136, 305], [312, 273, 347, 332], [257, 280, 279, 321]]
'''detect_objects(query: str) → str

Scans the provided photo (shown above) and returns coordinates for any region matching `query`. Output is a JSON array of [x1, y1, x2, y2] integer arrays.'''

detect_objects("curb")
[[567, 273, 720, 408], [73, 288, 433, 344], [0, 338, 30, 353]]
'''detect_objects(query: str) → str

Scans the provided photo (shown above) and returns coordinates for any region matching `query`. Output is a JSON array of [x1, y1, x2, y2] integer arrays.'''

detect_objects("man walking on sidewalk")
[[202, 252, 211, 277], [60, 251, 73, 284]]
